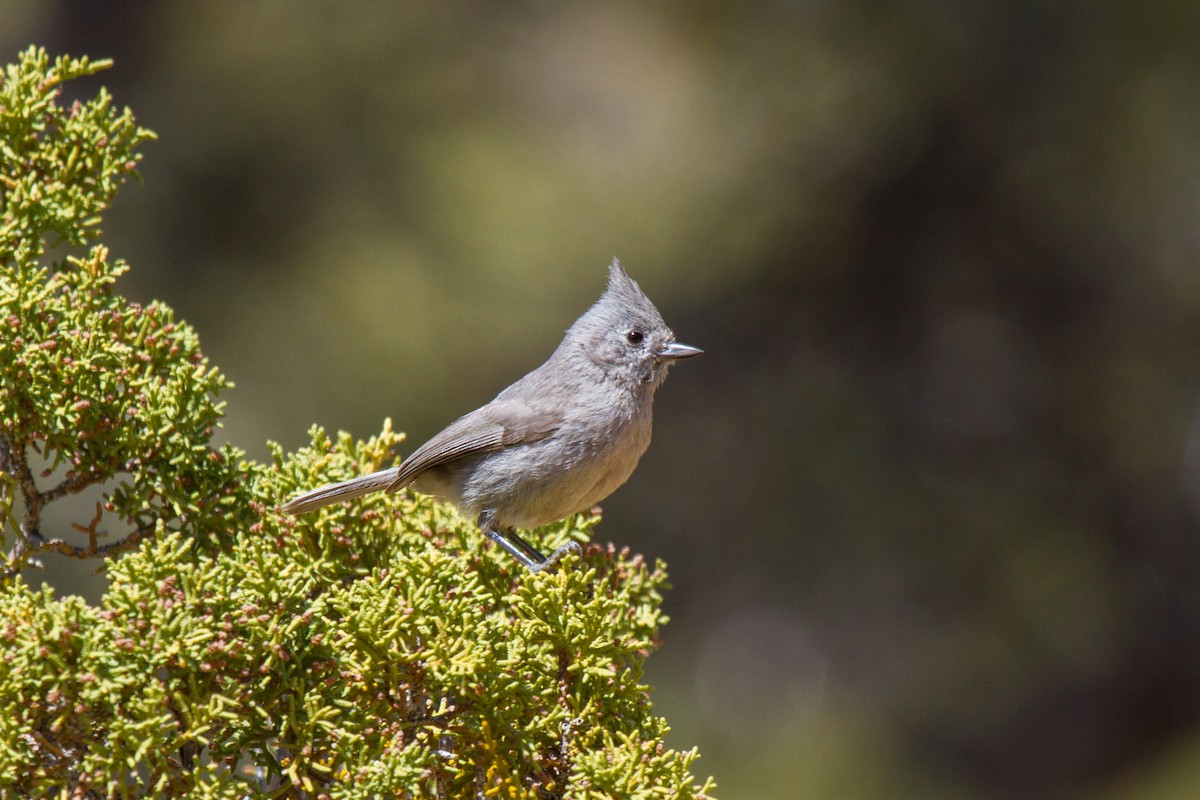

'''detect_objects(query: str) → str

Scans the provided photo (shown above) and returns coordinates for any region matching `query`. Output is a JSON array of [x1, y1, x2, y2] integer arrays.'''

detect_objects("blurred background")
[[7, 2, 1200, 797]]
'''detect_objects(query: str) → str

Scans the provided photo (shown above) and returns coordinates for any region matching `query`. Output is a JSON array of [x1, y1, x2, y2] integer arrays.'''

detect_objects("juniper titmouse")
[[282, 258, 701, 571]]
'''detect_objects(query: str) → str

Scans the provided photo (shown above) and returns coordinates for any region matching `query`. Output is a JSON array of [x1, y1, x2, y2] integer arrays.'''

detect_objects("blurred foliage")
[[3, 3, 1200, 799], [0, 47, 714, 798]]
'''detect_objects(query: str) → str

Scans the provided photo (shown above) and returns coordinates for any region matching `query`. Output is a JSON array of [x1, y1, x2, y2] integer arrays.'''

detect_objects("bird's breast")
[[462, 397, 654, 530]]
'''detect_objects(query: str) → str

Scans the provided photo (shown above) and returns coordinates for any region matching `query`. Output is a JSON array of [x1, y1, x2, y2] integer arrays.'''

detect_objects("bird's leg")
[[477, 511, 581, 573], [519, 534, 582, 573], [482, 525, 545, 571]]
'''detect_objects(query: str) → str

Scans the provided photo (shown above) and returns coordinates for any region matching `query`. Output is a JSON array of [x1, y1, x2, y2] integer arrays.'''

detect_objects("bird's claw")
[[528, 540, 583, 573]]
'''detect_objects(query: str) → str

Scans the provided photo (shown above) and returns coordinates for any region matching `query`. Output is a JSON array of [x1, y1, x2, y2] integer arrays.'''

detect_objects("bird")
[[282, 258, 701, 571]]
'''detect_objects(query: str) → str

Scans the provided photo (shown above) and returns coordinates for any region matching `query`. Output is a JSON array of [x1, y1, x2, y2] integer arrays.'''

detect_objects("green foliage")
[[1, 47, 246, 576], [0, 47, 715, 798]]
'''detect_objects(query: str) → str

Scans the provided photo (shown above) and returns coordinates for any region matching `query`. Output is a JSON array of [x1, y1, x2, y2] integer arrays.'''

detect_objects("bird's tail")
[[281, 468, 398, 515]]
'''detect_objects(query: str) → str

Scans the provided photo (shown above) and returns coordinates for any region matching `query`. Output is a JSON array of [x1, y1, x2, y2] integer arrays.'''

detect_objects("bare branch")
[[69, 502, 106, 552], [0, 432, 44, 527], [43, 469, 102, 504], [30, 522, 157, 562]]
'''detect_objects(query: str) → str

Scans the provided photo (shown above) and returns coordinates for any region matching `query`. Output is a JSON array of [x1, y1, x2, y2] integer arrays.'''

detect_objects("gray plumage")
[[282, 258, 700, 571]]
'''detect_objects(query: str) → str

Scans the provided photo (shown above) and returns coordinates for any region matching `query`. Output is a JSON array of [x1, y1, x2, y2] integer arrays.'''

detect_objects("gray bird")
[[282, 258, 701, 571]]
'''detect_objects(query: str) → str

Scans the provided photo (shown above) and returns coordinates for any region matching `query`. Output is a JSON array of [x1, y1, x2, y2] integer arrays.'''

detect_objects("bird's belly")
[[460, 416, 652, 530]]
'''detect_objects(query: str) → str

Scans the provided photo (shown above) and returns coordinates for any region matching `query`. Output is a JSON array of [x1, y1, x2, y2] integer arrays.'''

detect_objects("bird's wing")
[[385, 399, 563, 492]]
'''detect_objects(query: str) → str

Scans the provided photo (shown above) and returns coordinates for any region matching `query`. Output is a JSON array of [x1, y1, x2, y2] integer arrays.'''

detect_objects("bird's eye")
[[626, 330, 644, 345]]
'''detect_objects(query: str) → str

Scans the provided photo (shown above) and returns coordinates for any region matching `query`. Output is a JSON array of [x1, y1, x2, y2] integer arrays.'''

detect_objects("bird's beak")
[[658, 342, 703, 361]]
